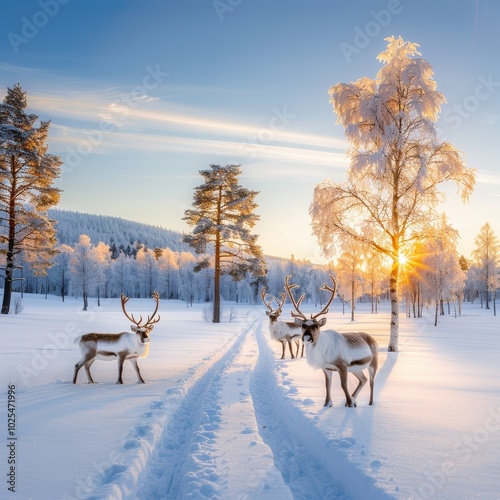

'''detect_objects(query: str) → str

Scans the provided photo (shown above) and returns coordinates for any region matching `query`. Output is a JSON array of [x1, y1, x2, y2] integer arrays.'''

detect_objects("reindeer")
[[284, 275, 378, 407], [261, 287, 303, 359], [73, 292, 160, 384]]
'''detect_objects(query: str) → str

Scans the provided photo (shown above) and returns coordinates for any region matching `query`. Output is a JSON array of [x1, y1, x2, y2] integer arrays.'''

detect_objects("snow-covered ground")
[[1, 293, 499, 499]]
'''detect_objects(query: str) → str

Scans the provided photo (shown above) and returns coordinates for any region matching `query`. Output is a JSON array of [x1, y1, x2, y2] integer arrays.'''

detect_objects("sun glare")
[[398, 252, 408, 266]]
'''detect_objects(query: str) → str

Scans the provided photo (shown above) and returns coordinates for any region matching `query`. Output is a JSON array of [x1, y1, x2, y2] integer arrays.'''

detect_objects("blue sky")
[[1, 0, 499, 262]]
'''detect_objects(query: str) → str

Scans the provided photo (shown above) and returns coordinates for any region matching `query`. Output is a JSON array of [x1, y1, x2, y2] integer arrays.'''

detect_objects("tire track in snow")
[[251, 320, 349, 499]]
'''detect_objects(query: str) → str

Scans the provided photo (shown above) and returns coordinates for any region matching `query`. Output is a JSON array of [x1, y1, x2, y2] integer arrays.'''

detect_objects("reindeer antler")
[[143, 291, 161, 327], [284, 274, 337, 320], [274, 292, 286, 311], [284, 274, 306, 320], [261, 287, 274, 312], [121, 291, 161, 327], [311, 275, 337, 320], [262, 286, 287, 313]]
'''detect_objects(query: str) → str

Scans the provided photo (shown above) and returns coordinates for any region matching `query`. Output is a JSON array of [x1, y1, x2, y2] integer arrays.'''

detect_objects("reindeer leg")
[[368, 356, 378, 405], [116, 354, 127, 384], [280, 341, 286, 359], [288, 339, 295, 359], [73, 362, 81, 384], [351, 371, 367, 400], [130, 358, 145, 383], [73, 351, 95, 384], [84, 359, 96, 384], [323, 369, 333, 407], [338, 365, 356, 407]]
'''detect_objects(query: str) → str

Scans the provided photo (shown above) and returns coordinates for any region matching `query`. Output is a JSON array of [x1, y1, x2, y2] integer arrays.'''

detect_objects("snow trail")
[[133, 317, 291, 499], [251, 320, 348, 499], [82, 315, 393, 499]]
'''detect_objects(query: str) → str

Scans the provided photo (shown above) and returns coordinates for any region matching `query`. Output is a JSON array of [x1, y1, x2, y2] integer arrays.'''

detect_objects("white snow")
[[1, 294, 499, 499]]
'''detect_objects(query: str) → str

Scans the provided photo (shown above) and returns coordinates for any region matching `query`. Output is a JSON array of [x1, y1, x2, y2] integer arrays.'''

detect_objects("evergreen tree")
[[0, 84, 62, 314], [183, 164, 266, 322], [310, 37, 476, 350]]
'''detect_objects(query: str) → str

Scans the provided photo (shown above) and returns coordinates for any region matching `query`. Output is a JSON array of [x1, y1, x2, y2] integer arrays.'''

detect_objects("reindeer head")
[[284, 274, 336, 345], [261, 287, 286, 324], [121, 291, 161, 343]]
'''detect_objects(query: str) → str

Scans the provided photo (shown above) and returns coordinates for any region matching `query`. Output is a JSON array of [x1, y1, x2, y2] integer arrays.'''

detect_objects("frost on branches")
[[0, 84, 62, 314], [310, 36, 476, 351]]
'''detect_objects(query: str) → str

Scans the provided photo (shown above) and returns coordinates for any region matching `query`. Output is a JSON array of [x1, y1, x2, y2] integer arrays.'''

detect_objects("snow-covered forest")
[[4, 209, 498, 325]]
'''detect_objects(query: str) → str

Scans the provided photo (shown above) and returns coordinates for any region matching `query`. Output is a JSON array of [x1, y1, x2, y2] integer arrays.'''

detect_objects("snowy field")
[[1, 293, 499, 499]]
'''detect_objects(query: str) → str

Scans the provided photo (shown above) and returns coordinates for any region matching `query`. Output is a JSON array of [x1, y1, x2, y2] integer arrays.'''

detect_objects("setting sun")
[[398, 252, 408, 266]]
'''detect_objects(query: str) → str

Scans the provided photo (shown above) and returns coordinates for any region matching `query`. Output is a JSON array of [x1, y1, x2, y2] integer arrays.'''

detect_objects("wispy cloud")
[[48, 124, 348, 171], [477, 171, 500, 185], [32, 90, 346, 149], [23, 82, 347, 174]]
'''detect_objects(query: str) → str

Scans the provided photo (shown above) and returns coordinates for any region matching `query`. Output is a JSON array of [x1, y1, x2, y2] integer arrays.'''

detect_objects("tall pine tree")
[[183, 164, 265, 322], [0, 84, 62, 314]]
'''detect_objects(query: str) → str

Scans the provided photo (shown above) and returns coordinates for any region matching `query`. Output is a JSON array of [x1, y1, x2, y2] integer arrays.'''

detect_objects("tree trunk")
[[351, 280, 355, 322], [1, 157, 17, 315], [434, 299, 438, 326], [213, 186, 222, 323], [213, 238, 221, 323], [1, 255, 13, 314], [388, 258, 399, 351], [485, 270, 490, 309]]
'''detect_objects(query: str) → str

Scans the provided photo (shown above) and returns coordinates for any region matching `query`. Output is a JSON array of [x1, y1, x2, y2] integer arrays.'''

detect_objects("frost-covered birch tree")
[[0, 84, 62, 314], [108, 251, 135, 297], [136, 247, 158, 298], [420, 218, 466, 326], [53, 244, 73, 302], [158, 248, 180, 299], [472, 222, 499, 315], [183, 164, 266, 323], [336, 235, 364, 322], [69, 235, 106, 311], [310, 36, 476, 350], [363, 247, 386, 314]]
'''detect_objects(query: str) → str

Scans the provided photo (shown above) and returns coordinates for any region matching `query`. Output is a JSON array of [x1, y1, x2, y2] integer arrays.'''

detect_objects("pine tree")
[[0, 84, 62, 314], [310, 37, 476, 350], [183, 164, 266, 322]]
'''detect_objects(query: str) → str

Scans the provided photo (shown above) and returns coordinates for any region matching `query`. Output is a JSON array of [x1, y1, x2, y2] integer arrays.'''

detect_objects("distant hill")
[[49, 209, 192, 254]]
